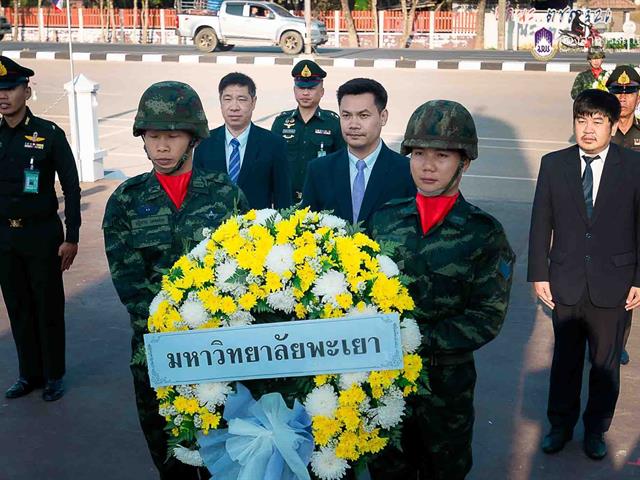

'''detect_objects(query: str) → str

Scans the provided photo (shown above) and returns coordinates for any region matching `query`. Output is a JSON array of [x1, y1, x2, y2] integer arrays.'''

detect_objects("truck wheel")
[[280, 31, 303, 55], [218, 44, 235, 52], [194, 28, 218, 53]]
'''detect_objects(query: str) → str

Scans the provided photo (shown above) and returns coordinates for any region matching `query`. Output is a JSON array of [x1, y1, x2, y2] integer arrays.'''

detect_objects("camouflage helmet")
[[133, 81, 209, 139], [587, 49, 605, 60], [401, 100, 478, 160]]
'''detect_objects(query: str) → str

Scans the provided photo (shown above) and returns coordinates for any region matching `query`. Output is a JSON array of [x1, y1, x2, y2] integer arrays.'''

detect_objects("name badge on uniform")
[[634, 138, 640, 147], [317, 142, 327, 158], [24, 167, 39, 194], [315, 129, 331, 136]]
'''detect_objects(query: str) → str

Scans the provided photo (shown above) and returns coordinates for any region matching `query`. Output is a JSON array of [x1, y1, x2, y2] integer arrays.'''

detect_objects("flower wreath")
[[147, 208, 424, 480]]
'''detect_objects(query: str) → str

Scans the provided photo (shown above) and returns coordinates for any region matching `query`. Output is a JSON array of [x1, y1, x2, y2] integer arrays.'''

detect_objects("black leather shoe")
[[584, 432, 607, 460], [541, 427, 573, 454], [42, 379, 64, 402], [621, 349, 630, 365], [5, 378, 40, 399]]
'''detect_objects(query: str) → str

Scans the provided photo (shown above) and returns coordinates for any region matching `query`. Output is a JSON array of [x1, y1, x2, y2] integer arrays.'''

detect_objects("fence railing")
[[2, 7, 476, 34]]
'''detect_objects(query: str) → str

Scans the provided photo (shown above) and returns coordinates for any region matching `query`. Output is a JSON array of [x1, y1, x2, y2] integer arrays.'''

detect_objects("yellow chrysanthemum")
[[402, 354, 422, 383], [244, 209, 257, 221], [294, 303, 307, 319], [339, 384, 366, 407], [335, 431, 360, 460], [200, 412, 221, 434], [174, 396, 200, 415], [314, 374, 334, 386], [336, 406, 360, 431], [156, 386, 174, 400], [335, 292, 353, 310], [312, 416, 342, 446], [238, 292, 257, 310], [220, 296, 237, 315]]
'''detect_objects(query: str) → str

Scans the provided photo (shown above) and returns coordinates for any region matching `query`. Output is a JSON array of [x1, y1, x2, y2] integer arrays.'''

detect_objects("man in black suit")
[[194, 72, 292, 209], [528, 89, 640, 461], [301, 78, 415, 230]]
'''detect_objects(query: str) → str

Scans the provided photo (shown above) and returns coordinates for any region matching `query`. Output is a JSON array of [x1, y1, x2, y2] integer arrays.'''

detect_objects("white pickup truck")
[[176, 0, 328, 55]]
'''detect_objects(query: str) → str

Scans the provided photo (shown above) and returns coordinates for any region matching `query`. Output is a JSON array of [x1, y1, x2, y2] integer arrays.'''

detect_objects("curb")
[[0, 49, 617, 73]]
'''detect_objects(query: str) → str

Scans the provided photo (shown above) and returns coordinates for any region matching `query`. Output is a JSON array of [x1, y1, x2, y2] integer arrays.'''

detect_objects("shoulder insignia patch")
[[498, 257, 513, 280]]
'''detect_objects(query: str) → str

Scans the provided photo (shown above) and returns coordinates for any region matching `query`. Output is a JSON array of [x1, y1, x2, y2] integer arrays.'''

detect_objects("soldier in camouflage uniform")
[[571, 49, 608, 100], [271, 60, 345, 200], [102, 81, 248, 480], [368, 100, 515, 479]]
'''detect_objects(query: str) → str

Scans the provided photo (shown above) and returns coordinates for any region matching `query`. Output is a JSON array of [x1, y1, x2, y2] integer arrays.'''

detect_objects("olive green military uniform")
[[103, 169, 248, 479], [271, 107, 344, 199], [607, 65, 640, 152], [571, 69, 609, 99], [369, 195, 514, 479], [0, 57, 80, 389], [612, 117, 640, 151]]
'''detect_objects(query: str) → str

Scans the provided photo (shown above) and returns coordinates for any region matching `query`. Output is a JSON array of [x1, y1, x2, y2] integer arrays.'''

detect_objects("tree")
[[399, 0, 417, 48], [340, 0, 359, 47], [497, 0, 506, 49], [133, 0, 139, 43], [475, 0, 486, 49], [12, 0, 20, 40], [141, 0, 150, 44], [371, 0, 378, 47]]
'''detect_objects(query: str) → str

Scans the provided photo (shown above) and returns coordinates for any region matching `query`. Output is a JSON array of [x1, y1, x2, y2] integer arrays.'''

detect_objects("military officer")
[[607, 65, 640, 366], [102, 81, 248, 480], [271, 59, 345, 200], [0, 56, 81, 402], [571, 49, 608, 100], [368, 100, 515, 479]]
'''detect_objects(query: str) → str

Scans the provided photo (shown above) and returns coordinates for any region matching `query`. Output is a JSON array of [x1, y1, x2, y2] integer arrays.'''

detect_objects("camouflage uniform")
[[571, 50, 607, 100], [368, 101, 515, 480], [102, 81, 249, 480]]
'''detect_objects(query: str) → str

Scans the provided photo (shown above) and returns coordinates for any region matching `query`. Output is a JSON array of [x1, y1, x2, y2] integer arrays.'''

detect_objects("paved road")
[[3, 40, 640, 62], [1, 59, 639, 480]]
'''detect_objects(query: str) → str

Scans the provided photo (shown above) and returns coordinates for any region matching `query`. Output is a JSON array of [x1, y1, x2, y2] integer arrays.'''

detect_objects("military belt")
[[429, 351, 474, 366]]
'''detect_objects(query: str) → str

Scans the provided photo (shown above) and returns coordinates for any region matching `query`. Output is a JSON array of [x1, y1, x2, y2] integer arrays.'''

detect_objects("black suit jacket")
[[527, 143, 640, 307], [301, 141, 415, 229], [193, 123, 292, 209]]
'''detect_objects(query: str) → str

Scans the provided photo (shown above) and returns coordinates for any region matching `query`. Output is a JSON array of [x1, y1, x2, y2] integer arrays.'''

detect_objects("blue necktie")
[[352, 159, 367, 223], [582, 155, 598, 219], [228, 138, 241, 184]]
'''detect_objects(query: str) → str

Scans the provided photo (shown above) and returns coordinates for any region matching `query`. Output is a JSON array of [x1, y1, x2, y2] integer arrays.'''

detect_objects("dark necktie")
[[228, 138, 241, 184], [582, 155, 599, 218]]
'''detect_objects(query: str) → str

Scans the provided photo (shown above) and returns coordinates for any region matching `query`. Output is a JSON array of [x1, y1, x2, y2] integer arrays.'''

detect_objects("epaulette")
[[276, 109, 294, 118], [114, 171, 152, 194], [467, 203, 504, 232], [326, 110, 340, 119]]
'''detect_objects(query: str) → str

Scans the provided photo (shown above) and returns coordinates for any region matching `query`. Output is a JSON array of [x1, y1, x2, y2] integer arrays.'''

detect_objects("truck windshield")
[[268, 3, 295, 18]]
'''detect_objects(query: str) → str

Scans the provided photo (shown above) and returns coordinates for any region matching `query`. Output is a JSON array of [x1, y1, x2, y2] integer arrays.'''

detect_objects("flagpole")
[[65, 0, 82, 179]]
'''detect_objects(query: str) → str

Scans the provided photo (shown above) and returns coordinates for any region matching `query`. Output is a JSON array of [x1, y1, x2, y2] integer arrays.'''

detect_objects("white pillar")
[[64, 75, 106, 182], [429, 11, 435, 49], [160, 9, 166, 44], [378, 10, 384, 48], [78, 8, 84, 43], [334, 10, 340, 47]]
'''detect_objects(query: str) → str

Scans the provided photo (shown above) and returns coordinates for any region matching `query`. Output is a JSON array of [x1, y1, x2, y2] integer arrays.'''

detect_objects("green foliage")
[[605, 38, 639, 50]]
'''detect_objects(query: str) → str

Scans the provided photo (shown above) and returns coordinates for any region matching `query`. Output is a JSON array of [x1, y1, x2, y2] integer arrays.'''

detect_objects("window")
[[225, 3, 244, 16]]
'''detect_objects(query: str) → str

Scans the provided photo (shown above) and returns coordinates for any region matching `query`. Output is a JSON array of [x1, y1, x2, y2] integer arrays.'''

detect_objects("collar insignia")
[[25, 131, 44, 143]]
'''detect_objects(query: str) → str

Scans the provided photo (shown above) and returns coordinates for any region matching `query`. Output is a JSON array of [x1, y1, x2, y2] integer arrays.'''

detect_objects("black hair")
[[218, 72, 256, 98], [573, 89, 621, 125], [337, 78, 388, 112]]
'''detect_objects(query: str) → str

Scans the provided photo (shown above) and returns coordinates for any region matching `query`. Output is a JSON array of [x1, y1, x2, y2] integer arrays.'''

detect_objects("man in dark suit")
[[528, 89, 640, 461], [301, 78, 414, 229], [194, 72, 292, 209]]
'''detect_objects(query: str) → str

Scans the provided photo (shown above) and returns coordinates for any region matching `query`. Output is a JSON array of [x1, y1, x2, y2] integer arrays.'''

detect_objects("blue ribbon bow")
[[196, 383, 314, 480]]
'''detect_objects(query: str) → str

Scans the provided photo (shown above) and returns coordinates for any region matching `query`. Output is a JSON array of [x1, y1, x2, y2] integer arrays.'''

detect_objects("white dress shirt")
[[579, 144, 609, 203], [224, 123, 251, 172], [347, 140, 383, 190]]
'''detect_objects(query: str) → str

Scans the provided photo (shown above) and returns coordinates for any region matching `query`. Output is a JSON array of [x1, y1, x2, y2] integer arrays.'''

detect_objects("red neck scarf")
[[415, 192, 459, 235], [155, 170, 192, 209], [591, 67, 603, 79]]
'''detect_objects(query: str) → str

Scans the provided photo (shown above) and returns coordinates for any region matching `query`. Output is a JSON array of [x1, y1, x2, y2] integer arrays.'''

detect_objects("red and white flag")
[[51, 0, 64, 12]]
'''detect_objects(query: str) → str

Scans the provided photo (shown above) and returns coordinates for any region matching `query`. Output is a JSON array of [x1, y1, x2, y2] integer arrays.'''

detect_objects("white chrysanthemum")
[[338, 372, 369, 390], [312, 270, 348, 304], [400, 318, 422, 354], [265, 244, 295, 275], [189, 237, 210, 262], [195, 382, 232, 408], [149, 291, 169, 315], [346, 304, 379, 317], [310, 446, 349, 480], [216, 259, 237, 283], [173, 445, 205, 467], [254, 208, 281, 226], [267, 288, 296, 314], [377, 254, 400, 277], [304, 384, 339, 418], [179, 296, 209, 329], [319, 214, 347, 230], [226, 311, 255, 327], [371, 386, 406, 429]]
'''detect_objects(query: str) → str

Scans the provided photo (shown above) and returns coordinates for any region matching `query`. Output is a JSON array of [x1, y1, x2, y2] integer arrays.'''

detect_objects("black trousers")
[[547, 292, 628, 433], [0, 226, 66, 381]]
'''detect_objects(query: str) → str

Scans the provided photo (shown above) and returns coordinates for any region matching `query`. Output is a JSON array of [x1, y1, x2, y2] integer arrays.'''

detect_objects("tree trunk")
[[37, 0, 42, 42], [497, 0, 506, 50], [340, 0, 359, 47], [99, 0, 107, 42], [12, 0, 19, 40], [133, 0, 138, 43], [141, 0, 149, 44], [399, 0, 416, 48], [475, 0, 486, 49], [109, 0, 117, 42], [371, 0, 378, 48]]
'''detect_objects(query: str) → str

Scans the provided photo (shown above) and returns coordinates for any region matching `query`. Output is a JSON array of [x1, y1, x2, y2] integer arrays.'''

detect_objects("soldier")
[[0, 56, 80, 402], [271, 59, 345, 200], [102, 81, 248, 480], [571, 49, 608, 100], [369, 100, 515, 479]]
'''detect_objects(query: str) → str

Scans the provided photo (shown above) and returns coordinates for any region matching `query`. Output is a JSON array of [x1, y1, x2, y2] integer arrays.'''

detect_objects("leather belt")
[[429, 351, 474, 366]]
